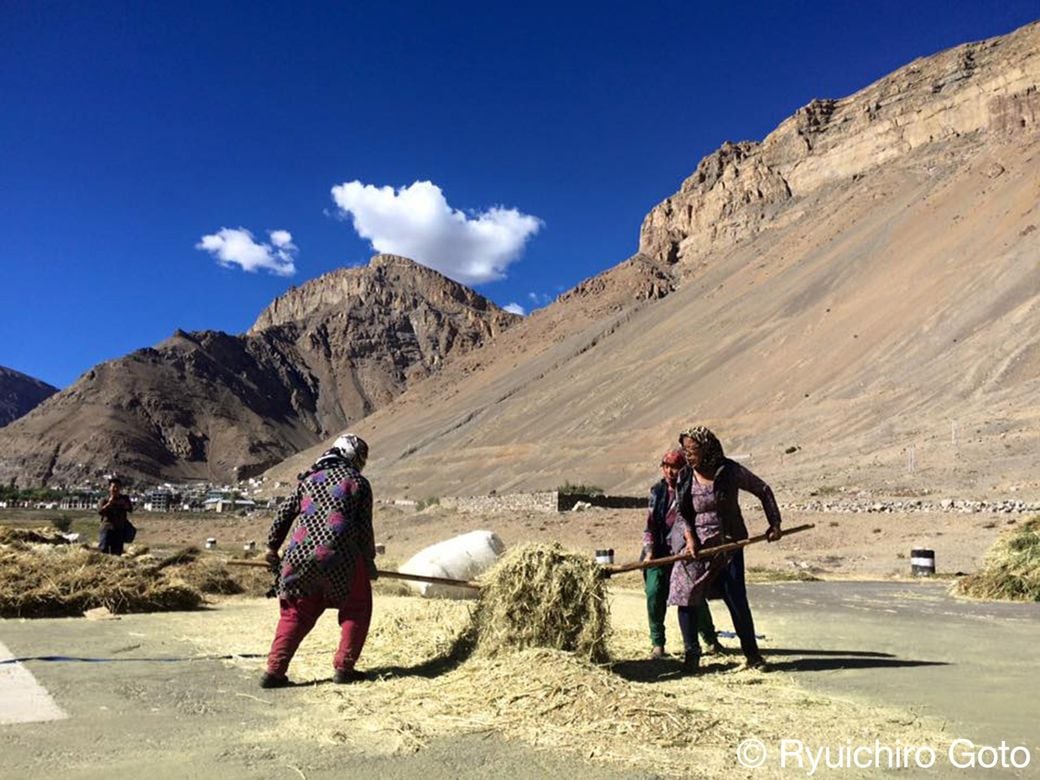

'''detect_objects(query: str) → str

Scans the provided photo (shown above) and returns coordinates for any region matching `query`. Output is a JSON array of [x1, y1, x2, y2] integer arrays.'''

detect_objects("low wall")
[[558, 494, 646, 511], [443, 491, 646, 514], [447, 491, 559, 514]]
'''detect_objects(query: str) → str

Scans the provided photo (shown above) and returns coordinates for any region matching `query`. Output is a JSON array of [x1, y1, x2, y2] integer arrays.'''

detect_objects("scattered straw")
[[469, 542, 610, 662], [954, 516, 1040, 601], [183, 593, 947, 777]]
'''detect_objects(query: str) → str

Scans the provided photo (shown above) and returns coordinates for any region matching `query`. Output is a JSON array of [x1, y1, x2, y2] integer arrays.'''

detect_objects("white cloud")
[[269, 230, 294, 249], [503, 302, 526, 316], [330, 180, 542, 285], [527, 291, 554, 307], [196, 228, 297, 277]]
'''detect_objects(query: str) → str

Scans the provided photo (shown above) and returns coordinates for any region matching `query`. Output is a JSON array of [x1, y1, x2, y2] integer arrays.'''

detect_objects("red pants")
[[266, 561, 372, 677]]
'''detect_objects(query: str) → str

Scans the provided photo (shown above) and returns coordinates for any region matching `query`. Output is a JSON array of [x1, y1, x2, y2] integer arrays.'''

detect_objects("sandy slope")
[[268, 135, 1040, 502]]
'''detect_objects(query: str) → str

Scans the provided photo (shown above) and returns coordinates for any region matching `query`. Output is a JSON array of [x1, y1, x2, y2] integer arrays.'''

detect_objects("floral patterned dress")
[[667, 479, 731, 606]]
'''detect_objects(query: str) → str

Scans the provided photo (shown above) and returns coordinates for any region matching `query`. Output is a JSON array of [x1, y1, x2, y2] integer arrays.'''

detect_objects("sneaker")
[[259, 672, 290, 689], [649, 645, 666, 660], [702, 640, 727, 656], [333, 667, 367, 684]]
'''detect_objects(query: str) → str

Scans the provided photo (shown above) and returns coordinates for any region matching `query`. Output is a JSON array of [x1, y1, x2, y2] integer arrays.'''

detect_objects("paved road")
[[0, 611, 640, 780], [748, 581, 1039, 752], [2, 582, 1038, 778]]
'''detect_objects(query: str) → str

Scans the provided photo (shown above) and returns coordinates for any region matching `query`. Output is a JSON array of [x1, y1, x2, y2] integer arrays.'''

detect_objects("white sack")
[[399, 530, 506, 599]]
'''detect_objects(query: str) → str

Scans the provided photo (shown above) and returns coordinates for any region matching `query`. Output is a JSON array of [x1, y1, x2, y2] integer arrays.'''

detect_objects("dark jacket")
[[98, 495, 133, 530], [645, 477, 688, 558], [677, 458, 781, 542]]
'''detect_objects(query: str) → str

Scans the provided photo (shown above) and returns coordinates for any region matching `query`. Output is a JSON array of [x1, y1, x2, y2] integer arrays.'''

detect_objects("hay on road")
[[187, 594, 946, 778], [955, 516, 1040, 601], [0, 530, 208, 617], [469, 543, 610, 662]]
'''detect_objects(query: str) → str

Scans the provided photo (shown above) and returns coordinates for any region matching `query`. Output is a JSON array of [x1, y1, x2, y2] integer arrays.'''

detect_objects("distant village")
[[0, 476, 289, 514]]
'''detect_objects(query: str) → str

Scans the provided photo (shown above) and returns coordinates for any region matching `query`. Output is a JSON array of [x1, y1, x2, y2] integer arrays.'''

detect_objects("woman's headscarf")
[[678, 425, 725, 474], [298, 433, 369, 480]]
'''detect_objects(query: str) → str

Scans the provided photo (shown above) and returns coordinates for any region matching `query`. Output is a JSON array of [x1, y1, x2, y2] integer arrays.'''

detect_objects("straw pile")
[[0, 545, 202, 617], [954, 516, 1040, 601], [0, 530, 207, 617], [0, 526, 72, 548], [468, 542, 610, 662]]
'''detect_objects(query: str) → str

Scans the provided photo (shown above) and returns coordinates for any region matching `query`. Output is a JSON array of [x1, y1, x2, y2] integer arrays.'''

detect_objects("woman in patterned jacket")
[[261, 433, 376, 689]]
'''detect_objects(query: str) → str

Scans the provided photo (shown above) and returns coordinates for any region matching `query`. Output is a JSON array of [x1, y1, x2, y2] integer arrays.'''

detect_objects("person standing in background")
[[98, 477, 133, 555]]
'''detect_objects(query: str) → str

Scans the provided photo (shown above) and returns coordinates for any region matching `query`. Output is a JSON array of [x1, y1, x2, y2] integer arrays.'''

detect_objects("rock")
[[639, 26, 1040, 269], [0, 256, 519, 485], [0, 366, 57, 427]]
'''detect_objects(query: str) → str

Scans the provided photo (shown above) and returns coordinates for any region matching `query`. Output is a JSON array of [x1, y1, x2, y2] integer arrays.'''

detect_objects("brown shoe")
[[649, 645, 665, 660], [333, 667, 368, 684]]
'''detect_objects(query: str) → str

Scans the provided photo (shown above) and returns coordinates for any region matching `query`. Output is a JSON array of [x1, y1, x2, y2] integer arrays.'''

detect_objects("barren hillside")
[[0, 366, 57, 427], [268, 21, 1040, 502], [0, 256, 517, 485]]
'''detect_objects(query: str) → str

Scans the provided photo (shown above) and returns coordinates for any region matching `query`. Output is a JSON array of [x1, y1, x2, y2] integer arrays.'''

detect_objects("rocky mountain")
[[0, 367, 58, 427], [267, 21, 1040, 501], [0, 255, 517, 486]]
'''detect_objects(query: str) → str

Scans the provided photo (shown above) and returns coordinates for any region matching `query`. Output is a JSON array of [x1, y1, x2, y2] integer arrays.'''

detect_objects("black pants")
[[679, 549, 760, 662], [99, 525, 124, 555]]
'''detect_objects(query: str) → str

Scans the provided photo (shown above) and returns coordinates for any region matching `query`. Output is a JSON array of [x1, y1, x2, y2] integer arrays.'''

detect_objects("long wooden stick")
[[601, 522, 815, 577], [225, 558, 481, 590]]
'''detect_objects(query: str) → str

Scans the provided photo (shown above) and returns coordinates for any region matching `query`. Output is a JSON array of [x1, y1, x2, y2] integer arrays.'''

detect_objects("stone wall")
[[443, 491, 646, 514], [445, 491, 560, 514]]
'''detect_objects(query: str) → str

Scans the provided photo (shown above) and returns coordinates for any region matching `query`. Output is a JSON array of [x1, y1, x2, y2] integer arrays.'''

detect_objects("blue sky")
[[2, 1, 1036, 388]]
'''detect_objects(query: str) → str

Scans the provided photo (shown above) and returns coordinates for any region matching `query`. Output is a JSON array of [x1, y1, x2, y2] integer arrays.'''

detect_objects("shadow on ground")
[[610, 647, 948, 681]]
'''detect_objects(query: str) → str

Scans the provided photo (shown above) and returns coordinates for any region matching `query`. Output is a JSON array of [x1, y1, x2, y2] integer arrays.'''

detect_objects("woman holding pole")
[[669, 426, 782, 673]]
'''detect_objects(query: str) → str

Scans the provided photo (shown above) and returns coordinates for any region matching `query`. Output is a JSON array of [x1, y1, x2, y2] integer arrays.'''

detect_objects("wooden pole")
[[601, 522, 815, 577], [225, 559, 481, 590]]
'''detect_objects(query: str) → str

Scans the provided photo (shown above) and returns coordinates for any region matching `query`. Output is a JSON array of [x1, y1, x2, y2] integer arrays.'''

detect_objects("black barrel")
[[911, 548, 935, 576]]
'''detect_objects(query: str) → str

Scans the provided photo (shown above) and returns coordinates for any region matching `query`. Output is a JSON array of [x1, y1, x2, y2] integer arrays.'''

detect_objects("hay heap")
[[0, 530, 205, 617], [955, 516, 1040, 601], [469, 542, 610, 662]]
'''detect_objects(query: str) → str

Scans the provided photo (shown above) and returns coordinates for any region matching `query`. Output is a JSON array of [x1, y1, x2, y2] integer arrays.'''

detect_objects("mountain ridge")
[[0, 366, 58, 428], [0, 255, 518, 485], [265, 20, 1040, 501]]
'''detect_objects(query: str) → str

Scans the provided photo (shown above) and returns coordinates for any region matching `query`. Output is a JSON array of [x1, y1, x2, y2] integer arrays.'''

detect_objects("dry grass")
[[954, 516, 1040, 601], [185, 591, 947, 777], [0, 528, 294, 616], [0, 544, 202, 617], [469, 542, 610, 662]]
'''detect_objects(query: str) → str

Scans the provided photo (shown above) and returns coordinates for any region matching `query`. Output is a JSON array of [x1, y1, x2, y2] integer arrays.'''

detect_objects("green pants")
[[645, 563, 718, 648]]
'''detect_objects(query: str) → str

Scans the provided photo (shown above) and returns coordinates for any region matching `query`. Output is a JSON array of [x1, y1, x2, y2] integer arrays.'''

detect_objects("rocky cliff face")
[[640, 22, 1040, 270], [0, 367, 57, 427], [0, 256, 518, 486], [267, 21, 1040, 502]]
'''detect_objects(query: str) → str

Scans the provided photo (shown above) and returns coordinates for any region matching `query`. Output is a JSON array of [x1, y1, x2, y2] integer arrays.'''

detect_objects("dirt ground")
[[3, 581, 1037, 779], [2, 505, 1036, 777], [9, 501, 1016, 581]]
